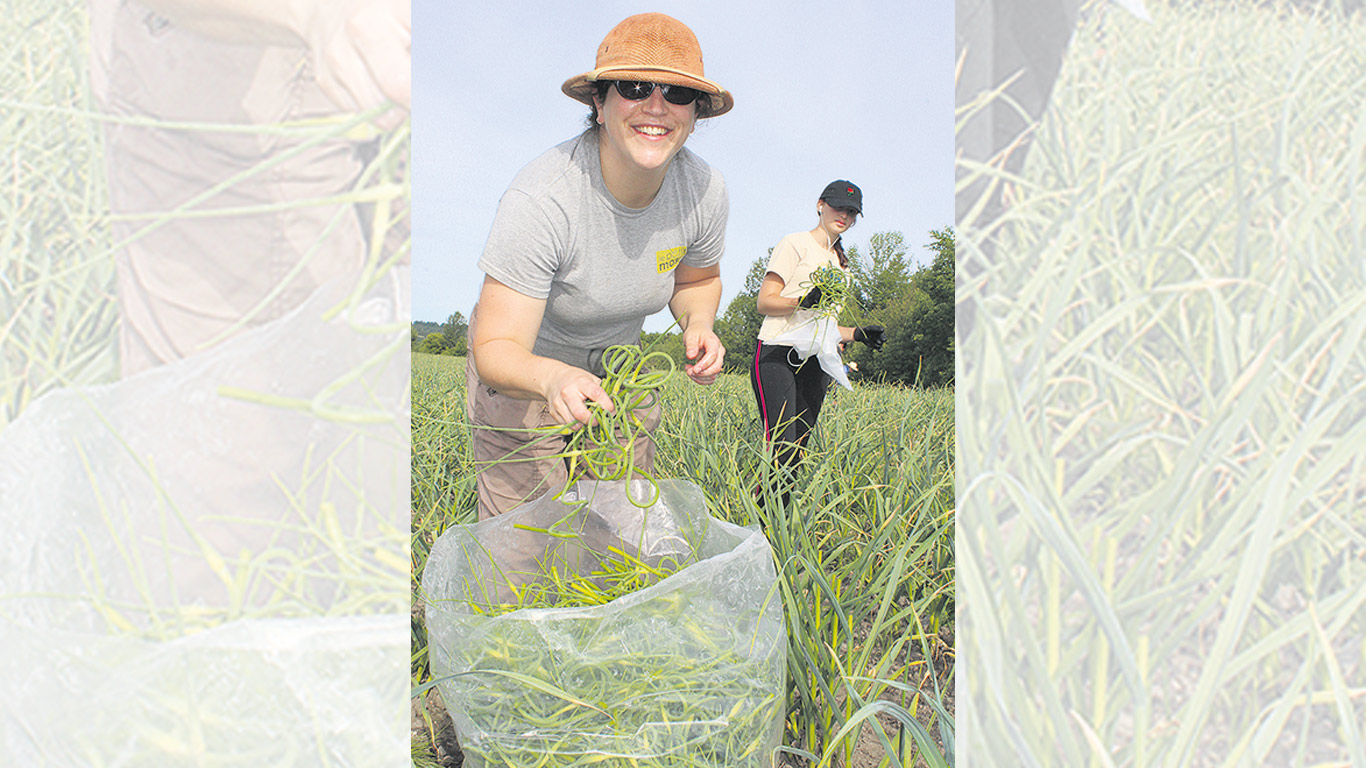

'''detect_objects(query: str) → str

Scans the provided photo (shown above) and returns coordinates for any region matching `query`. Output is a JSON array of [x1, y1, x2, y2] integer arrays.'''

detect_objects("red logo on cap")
[[846, 187, 854, 195]]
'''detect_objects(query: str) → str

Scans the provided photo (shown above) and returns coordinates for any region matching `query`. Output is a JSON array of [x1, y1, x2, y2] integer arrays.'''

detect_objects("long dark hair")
[[833, 236, 847, 269]]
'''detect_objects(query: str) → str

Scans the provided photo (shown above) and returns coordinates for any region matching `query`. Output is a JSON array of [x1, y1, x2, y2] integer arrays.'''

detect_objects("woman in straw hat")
[[466, 13, 733, 519], [750, 180, 885, 503]]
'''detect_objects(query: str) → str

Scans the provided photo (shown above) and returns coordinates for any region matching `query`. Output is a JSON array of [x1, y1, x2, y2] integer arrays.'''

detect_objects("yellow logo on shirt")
[[655, 246, 687, 274]]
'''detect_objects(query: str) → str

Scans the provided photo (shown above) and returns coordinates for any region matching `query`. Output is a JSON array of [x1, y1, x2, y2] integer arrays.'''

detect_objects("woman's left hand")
[[682, 327, 725, 385], [669, 263, 725, 384], [854, 325, 886, 350]]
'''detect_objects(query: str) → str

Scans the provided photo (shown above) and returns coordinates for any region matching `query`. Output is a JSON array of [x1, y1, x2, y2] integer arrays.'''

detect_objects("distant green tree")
[[741, 252, 770, 295], [639, 330, 687, 370], [846, 231, 911, 318], [411, 320, 442, 340], [869, 286, 929, 384], [839, 228, 954, 386], [417, 332, 449, 355], [442, 311, 468, 356], [877, 227, 953, 386]]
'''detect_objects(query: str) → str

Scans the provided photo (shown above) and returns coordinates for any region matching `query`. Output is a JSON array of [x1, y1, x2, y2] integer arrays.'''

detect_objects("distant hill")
[[412, 320, 442, 338]]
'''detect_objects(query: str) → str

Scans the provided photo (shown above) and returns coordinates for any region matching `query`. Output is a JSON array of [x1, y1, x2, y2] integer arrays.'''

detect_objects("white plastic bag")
[[421, 479, 787, 767], [767, 314, 853, 390]]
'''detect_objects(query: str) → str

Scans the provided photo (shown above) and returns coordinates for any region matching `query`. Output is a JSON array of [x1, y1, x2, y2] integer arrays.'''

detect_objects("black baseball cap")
[[819, 180, 863, 214]]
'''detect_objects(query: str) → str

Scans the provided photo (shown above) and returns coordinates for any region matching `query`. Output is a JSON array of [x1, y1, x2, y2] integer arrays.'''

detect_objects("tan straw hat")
[[561, 13, 734, 117]]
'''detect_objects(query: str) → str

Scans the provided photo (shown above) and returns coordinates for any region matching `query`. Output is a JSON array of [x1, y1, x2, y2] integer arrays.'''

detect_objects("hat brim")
[[562, 67, 733, 117], [820, 196, 862, 215]]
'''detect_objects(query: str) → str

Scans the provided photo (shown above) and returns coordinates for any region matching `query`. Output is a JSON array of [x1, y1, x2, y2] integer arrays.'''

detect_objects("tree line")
[[412, 315, 466, 356], [412, 226, 953, 387]]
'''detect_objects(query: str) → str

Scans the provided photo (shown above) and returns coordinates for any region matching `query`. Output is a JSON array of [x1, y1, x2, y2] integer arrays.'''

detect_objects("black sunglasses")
[[610, 80, 702, 106]]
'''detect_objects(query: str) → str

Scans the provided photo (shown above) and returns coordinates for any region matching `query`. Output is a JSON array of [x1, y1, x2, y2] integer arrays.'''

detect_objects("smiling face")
[[593, 82, 697, 187]]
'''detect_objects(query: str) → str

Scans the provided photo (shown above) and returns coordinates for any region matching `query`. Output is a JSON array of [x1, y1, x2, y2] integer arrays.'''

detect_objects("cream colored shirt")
[[757, 230, 846, 342]]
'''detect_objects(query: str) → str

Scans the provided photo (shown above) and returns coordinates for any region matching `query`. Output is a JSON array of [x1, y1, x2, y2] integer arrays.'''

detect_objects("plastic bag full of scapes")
[[420, 479, 787, 767]]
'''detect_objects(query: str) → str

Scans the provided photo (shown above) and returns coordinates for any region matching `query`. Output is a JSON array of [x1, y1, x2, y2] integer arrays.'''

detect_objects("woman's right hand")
[[542, 364, 614, 427], [474, 277, 612, 427], [472, 277, 617, 427], [798, 285, 823, 309]]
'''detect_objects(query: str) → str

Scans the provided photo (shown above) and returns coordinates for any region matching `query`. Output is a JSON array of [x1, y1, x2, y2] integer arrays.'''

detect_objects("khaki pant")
[[465, 351, 662, 521], [91, 0, 398, 376]]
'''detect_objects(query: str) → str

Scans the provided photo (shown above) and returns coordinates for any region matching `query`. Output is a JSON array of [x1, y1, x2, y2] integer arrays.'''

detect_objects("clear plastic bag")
[[421, 479, 786, 767], [0, 269, 408, 764], [767, 315, 852, 390]]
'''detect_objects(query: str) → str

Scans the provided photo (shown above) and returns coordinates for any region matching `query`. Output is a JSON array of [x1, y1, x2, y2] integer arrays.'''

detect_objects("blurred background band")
[[955, 0, 1149, 250], [88, 0, 410, 376]]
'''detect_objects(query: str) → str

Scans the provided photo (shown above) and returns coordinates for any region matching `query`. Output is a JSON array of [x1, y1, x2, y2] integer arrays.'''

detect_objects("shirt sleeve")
[[476, 189, 563, 300], [764, 234, 802, 289], [682, 167, 728, 269]]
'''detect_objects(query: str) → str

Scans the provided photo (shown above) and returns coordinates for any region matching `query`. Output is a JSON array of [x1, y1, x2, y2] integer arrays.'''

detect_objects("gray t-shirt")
[[477, 132, 728, 376]]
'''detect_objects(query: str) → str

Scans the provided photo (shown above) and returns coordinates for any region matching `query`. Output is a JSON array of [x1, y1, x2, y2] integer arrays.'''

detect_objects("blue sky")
[[411, 1, 954, 330]]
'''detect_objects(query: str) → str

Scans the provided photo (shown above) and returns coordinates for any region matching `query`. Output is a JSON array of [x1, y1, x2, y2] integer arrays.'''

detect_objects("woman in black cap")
[[750, 180, 884, 500]]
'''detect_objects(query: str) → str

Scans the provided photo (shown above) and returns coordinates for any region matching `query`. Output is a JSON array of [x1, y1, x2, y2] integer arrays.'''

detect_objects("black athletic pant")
[[750, 341, 831, 476]]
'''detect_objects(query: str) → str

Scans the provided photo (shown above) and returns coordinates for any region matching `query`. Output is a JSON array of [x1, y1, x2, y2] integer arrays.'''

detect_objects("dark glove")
[[798, 286, 822, 309], [854, 325, 885, 350]]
